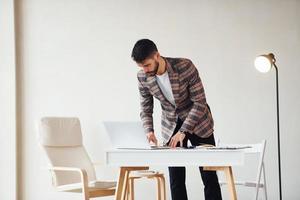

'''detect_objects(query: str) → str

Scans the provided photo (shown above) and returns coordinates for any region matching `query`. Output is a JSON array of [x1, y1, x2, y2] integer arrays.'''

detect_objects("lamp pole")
[[255, 53, 282, 199], [274, 63, 282, 200]]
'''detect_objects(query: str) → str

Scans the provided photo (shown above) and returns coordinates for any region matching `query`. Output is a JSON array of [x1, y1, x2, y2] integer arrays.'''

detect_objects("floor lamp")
[[254, 53, 282, 200]]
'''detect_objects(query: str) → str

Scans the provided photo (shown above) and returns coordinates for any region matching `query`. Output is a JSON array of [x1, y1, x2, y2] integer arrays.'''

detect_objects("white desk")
[[106, 148, 245, 200]]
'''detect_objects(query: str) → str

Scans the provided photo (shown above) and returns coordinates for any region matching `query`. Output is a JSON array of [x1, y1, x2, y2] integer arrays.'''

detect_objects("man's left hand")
[[169, 131, 186, 148]]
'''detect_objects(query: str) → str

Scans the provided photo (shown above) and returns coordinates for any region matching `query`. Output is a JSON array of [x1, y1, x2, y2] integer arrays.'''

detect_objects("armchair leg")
[[155, 176, 162, 200], [81, 171, 89, 200], [159, 175, 166, 200], [83, 191, 89, 200]]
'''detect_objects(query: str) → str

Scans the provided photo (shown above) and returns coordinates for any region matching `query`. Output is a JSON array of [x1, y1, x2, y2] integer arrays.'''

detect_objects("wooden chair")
[[126, 170, 166, 200], [38, 117, 116, 200]]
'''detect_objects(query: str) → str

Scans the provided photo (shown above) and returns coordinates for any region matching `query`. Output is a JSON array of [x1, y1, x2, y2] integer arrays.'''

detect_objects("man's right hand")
[[146, 131, 158, 146]]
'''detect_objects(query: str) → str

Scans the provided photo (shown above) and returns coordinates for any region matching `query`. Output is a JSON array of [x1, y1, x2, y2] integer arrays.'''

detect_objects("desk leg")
[[115, 167, 149, 200], [203, 166, 237, 200], [224, 167, 237, 200]]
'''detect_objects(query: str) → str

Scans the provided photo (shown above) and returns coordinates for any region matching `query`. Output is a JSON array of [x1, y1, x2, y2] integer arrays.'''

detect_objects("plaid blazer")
[[137, 57, 214, 143]]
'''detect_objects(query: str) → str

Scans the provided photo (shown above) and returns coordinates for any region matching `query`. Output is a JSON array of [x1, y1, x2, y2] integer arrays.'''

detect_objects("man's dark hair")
[[131, 39, 158, 62]]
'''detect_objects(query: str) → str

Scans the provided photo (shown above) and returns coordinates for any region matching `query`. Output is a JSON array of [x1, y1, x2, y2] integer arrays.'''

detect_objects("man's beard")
[[146, 61, 159, 76]]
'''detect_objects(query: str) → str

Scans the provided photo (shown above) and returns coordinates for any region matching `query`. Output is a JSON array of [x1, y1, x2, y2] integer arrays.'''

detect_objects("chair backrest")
[[251, 140, 267, 188], [38, 117, 96, 186]]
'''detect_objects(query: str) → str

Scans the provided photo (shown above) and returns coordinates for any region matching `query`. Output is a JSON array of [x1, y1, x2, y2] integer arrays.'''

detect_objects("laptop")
[[103, 121, 171, 150]]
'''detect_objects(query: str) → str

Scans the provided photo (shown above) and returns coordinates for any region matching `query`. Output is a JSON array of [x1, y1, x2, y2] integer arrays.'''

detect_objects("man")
[[131, 39, 222, 200]]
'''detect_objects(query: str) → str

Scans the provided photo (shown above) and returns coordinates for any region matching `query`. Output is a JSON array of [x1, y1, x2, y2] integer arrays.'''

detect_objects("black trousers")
[[167, 118, 222, 200]]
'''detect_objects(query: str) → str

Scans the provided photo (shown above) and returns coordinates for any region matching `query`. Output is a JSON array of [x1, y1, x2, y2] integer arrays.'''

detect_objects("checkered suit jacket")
[[137, 57, 214, 143]]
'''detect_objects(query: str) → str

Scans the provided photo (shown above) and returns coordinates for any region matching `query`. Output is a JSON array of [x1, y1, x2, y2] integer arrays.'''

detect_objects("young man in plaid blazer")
[[132, 39, 222, 200]]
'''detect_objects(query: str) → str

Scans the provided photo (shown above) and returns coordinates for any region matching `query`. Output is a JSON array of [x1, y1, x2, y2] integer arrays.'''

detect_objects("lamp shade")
[[254, 53, 276, 73]]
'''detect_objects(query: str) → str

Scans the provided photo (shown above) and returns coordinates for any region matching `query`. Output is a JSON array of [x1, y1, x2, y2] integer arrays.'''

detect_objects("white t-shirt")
[[156, 71, 176, 106]]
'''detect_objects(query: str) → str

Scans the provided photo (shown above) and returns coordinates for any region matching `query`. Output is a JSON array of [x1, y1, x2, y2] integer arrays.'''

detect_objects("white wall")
[[0, 0, 16, 200], [14, 0, 300, 199]]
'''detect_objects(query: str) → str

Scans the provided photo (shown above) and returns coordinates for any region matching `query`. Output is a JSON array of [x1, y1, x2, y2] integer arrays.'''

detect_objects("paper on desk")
[[205, 146, 251, 150]]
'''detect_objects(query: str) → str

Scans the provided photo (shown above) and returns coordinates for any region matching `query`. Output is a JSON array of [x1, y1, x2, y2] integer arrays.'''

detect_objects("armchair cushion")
[[39, 117, 82, 147]]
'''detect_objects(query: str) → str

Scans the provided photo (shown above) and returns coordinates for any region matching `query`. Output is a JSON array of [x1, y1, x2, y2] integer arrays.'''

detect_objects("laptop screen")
[[103, 121, 150, 149]]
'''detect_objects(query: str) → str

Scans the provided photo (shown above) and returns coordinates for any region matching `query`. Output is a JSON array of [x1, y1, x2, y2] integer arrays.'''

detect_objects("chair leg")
[[124, 178, 129, 200], [254, 180, 260, 200], [128, 178, 135, 200], [151, 174, 166, 200], [128, 173, 166, 200], [123, 170, 130, 200], [262, 164, 268, 200]]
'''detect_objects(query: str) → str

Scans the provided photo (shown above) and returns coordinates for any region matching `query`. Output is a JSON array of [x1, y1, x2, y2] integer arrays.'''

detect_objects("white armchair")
[[38, 117, 116, 200]]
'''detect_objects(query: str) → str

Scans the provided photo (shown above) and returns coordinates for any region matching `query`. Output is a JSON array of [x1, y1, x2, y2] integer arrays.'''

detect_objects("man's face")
[[137, 54, 159, 76]]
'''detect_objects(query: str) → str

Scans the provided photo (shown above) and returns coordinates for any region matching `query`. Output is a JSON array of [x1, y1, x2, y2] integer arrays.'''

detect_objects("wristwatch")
[[181, 131, 189, 135]]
